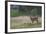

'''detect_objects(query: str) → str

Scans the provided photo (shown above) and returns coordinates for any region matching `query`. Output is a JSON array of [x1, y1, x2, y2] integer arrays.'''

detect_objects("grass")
[[10, 16, 42, 29], [10, 22, 42, 29]]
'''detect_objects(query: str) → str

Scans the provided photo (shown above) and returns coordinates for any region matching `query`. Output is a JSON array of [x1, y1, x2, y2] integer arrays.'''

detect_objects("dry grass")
[[10, 16, 42, 29]]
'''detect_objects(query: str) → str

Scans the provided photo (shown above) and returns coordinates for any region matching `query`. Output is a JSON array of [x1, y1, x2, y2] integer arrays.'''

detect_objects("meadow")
[[10, 5, 42, 29], [10, 16, 42, 29]]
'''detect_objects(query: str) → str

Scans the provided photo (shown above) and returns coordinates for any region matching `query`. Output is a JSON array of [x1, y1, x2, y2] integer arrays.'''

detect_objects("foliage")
[[10, 5, 42, 17]]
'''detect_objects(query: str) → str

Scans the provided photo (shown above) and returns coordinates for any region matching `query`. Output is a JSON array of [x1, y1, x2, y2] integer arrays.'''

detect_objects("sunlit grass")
[[10, 22, 42, 29], [10, 16, 42, 29]]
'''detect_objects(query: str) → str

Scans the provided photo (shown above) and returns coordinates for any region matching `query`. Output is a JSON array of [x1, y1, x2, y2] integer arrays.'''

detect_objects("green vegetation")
[[10, 22, 41, 29], [10, 5, 42, 17], [10, 5, 42, 29]]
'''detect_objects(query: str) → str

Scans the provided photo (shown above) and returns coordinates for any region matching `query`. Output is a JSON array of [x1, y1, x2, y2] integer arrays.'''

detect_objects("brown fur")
[[30, 16, 38, 23]]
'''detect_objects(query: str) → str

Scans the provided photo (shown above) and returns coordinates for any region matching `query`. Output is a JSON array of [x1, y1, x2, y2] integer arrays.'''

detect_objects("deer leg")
[[37, 20, 38, 24], [31, 21, 33, 23]]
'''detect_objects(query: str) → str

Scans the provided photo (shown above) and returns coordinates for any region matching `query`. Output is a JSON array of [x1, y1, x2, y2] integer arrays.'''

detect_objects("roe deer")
[[30, 16, 38, 23]]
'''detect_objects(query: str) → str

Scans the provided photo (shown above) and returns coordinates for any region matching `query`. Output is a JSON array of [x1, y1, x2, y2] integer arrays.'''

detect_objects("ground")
[[10, 16, 42, 29]]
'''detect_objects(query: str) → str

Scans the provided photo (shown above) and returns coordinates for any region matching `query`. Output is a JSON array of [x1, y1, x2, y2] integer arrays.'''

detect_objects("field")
[[10, 5, 42, 29], [10, 16, 42, 29]]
